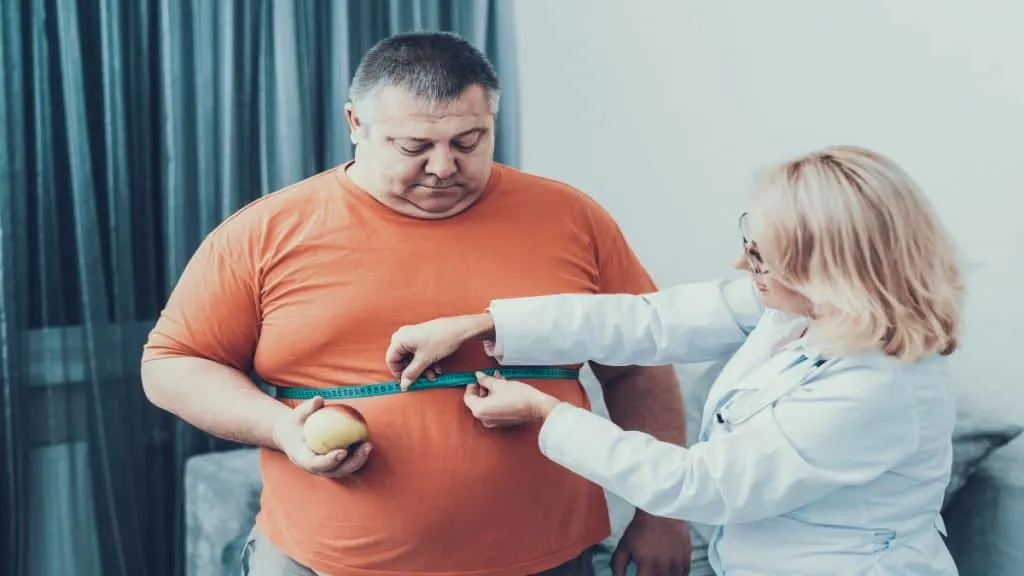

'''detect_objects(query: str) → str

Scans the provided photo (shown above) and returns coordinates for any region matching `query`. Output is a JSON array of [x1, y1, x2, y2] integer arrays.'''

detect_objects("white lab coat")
[[487, 278, 958, 576]]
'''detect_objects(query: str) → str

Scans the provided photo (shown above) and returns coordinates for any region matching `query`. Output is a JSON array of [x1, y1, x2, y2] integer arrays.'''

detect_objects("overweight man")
[[141, 31, 691, 576]]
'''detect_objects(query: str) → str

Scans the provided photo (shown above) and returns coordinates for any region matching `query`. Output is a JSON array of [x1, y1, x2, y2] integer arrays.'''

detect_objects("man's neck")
[[344, 161, 374, 196]]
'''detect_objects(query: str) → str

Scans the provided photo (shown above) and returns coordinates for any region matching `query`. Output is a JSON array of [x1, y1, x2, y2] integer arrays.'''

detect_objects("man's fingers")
[[304, 448, 348, 474], [295, 442, 374, 478], [293, 396, 324, 422], [482, 340, 498, 357], [662, 557, 687, 576], [610, 546, 631, 576], [324, 443, 373, 478]]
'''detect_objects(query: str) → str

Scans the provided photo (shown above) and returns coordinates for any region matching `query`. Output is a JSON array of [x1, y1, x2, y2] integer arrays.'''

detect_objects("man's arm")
[[581, 200, 688, 445], [593, 362, 691, 576], [141, 356, 288, 448], [140, 229, 271, 444], [583, 197, 692, 575], [142, 355, 365, 477], [592, 363, 685, 447], [141, 222, 367, 476]]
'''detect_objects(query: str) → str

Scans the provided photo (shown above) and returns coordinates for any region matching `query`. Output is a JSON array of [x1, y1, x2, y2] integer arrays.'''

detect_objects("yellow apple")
[[303, 404, 369, 455]]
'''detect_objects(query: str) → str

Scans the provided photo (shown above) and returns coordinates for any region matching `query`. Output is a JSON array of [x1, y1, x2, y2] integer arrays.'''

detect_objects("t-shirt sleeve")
[[141, 221, 261, 372], [588, 204, 658, 296]]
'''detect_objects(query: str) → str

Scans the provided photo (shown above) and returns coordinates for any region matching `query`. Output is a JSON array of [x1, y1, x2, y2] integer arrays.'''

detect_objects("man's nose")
[[425, 149, 458, 180]]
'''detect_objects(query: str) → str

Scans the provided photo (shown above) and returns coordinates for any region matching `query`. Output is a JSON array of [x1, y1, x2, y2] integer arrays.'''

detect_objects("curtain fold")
[[0, 1, 519, 575], [1, 1, 30, 574]]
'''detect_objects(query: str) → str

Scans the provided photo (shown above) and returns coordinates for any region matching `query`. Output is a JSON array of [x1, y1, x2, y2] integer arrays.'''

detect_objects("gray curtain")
[[0, 1, 519, 575]]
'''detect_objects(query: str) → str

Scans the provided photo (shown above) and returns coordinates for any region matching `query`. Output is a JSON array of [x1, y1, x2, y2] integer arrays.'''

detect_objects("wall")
[[513, 0, 1024, 421]]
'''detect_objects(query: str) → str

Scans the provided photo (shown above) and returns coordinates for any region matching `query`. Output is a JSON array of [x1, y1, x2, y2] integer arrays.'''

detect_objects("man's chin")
[[405, 190, 481, 218], [407, 203, 470, 219]]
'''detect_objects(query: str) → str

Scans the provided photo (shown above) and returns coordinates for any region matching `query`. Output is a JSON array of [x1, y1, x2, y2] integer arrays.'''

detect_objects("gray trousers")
[[240, 524, 596, 576]]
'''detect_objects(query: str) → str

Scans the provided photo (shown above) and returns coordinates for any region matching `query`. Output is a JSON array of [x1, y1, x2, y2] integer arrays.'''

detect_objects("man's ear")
[[344, 102, 362, 144]]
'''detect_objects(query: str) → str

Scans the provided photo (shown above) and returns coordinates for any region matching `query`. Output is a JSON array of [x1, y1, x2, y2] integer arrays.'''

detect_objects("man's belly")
[[256, 380, 610, 574]]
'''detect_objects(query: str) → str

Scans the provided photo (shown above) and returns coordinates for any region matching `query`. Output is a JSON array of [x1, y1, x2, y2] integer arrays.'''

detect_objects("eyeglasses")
[[739, 212, 771, 276]]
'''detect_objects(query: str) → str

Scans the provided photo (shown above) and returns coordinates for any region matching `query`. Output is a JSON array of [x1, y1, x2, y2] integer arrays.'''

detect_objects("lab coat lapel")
[[723, 352, 831, 426], [698, 310, 806, 437]]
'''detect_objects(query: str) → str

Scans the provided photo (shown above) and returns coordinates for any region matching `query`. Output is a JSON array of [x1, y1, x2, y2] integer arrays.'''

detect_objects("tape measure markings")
[[268, 366, 580, 401]]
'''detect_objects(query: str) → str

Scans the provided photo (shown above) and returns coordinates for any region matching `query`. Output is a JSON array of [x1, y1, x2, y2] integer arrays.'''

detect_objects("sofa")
[[185, 362, 1023, 576]]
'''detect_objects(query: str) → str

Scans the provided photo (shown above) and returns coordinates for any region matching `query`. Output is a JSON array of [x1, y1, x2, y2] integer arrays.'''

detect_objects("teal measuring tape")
[[264, 366, 581, 401]]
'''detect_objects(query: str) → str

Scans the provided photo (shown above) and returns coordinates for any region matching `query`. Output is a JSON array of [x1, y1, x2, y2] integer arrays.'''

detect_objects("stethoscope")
[[704, 351, 838, 439]]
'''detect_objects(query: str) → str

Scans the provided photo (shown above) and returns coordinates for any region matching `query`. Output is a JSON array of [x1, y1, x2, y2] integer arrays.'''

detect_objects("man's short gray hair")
[[349, 31, 501, 116]]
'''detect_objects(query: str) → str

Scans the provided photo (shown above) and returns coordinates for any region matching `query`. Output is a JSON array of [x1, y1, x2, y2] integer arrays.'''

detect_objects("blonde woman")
[[385, 146, 963, 575]]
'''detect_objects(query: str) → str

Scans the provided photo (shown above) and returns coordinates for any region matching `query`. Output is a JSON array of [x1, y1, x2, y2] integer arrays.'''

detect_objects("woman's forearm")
[[485, 278, 762, 367]]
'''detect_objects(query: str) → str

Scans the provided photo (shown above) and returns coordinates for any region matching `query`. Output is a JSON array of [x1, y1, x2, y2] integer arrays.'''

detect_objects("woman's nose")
[[735, 253, 751, 272]]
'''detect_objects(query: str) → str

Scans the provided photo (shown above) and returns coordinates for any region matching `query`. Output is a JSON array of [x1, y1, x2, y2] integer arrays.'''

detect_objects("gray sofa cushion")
[[943, 412, 1023, 507], [943, 436, 1024, 574], [184, 448, 263, 576]]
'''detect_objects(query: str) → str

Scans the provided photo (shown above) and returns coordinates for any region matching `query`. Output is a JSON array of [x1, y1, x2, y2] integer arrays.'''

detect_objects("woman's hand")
[[463, 371, 562, 427], [386, 313, 496, 390]]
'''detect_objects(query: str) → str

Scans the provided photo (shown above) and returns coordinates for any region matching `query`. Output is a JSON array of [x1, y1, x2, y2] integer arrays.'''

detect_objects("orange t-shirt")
[[142, 162, 657, 575]]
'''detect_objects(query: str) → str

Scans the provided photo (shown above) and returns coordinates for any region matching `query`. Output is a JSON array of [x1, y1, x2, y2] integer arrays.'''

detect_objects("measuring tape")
[[263, 366, 581, 401]]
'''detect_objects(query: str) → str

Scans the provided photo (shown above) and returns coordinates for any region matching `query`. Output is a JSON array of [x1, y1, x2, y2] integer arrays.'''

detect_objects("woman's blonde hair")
[[750, 145, 964, 362]]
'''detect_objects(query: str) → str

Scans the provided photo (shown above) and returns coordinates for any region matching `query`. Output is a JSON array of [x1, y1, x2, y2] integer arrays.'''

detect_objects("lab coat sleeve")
[[537, 362, 920, 525], [487, 277, 763, 366]]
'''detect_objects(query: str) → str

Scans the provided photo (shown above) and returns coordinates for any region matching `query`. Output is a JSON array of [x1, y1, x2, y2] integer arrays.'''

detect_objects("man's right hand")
[[385, 313, 496, 390], [271, 396, 372, 478]]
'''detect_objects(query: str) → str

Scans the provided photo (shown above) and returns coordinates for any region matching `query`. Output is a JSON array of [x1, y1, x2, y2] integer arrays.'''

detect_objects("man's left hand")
[[611, 511, 691, 576]]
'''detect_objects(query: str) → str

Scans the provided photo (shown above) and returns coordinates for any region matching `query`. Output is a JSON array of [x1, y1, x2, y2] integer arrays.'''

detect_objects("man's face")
[[345, 84, 496, 219]]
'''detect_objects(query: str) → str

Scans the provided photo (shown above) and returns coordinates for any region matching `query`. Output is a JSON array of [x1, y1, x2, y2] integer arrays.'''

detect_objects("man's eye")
[[399, 145, 428, 155], [454, 136, 481, 151]]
